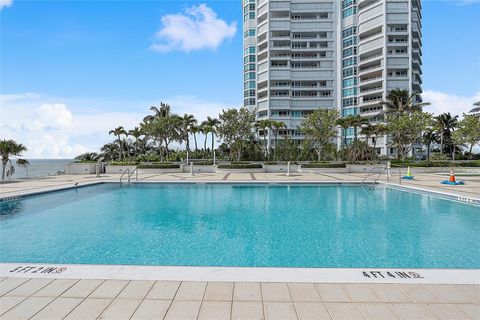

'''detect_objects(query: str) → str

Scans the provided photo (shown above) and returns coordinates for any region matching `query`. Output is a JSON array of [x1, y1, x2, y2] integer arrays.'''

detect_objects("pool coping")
[[1, 263, 478, 284]]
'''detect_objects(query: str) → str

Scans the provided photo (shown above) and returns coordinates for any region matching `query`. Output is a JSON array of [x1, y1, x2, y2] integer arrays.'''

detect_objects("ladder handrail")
[[119, 168, 130, 184], [128, 167, 138, 183], [361, 166, 387, 185]]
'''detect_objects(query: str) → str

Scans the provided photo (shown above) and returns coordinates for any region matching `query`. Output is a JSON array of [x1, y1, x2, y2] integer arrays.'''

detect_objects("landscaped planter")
[[264, 164, 299, 173], [182, 165, 218, 173], [105, 165, 137, 174], [346, 164, 384, 173], [138, 168, 183, 174], [299, 167, 349, 174], [216, 167, 265, 173], [65, 163, 97, 175]]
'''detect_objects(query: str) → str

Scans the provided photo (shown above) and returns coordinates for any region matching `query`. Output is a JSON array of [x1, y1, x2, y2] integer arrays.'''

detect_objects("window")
[[244, 72, 256, 80], [343, 0, 356, 8], [342, 77, 357, 87], [342, 7, 357, 18], [244, 29, 256, 38], [343, 97, 357, 107], [244, 90, 256, 97], [342, 36, 357, 47], [244, 64, 256, 71], [343, 67, 357, 77], [342, 26, 357, 38], [342, 108, 358, 116], [342, 88, 357, 97], [343, 47, 357, 57], [342, 57, 357, 68], [244, 47, 256, 55], [244, 12, 255, 21], [244, 81, 256, 89], [244, 55, 256, 63], [244, 98, 256, 106]]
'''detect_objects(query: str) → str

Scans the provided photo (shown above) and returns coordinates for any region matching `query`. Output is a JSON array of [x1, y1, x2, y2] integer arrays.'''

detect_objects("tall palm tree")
[[255, 119, 272, 160], [380, 89, 430, 115], [434, 113, 459, 156], [270, 121, 285, 161], [336, 117, 351, 148], [422, 128, 438, 162], [109, 126, 127, 161], [99, 143, 120, 162], [143, 102, 171, 123], [178, 114, 197, 152], [128, 127, 143, 157], [0, 139, 27, 181], [201, 116, 220, 157]]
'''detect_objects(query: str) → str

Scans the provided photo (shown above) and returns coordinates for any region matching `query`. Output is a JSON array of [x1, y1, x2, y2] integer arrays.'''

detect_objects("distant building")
[[242, 0, 423, 156]]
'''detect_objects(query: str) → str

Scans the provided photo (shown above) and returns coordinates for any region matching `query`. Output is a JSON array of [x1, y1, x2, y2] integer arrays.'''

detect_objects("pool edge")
[[1, 263, 478, 284]]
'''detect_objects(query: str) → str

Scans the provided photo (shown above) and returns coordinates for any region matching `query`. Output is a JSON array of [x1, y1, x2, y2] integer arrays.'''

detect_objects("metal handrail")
[[128, 167, 138, 183], [119, 168, 130, 184], [360, 166, 390, 186]]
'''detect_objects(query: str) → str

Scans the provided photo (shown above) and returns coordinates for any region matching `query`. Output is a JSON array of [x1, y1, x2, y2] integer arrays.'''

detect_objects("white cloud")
[[0, 93, 234, 158], [150, 4, 237, 53], [0, 0, 12, 10], [0, 94, 144, 158], [422, 90, 480, 116]]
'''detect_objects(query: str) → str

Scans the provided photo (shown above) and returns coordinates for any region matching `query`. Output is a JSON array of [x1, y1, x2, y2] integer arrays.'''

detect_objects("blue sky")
[[1, 0, 479, 158]]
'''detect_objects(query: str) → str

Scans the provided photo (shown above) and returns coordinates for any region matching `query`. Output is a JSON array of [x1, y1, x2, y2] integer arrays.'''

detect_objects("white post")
[[186, 150, 189, 166], [190, 162, 194, 176], [213, 150, 216, 165], [96, 163, 100, 177], [386, 161, 391, 178], [286, 161, 291, 176]]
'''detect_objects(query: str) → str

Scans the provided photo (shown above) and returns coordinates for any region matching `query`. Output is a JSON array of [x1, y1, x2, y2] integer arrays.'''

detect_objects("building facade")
[[242, 0, 423, 156]]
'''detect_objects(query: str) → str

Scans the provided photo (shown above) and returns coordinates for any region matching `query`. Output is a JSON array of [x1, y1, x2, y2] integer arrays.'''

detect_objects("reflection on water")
[[0, 200, 24, 218]]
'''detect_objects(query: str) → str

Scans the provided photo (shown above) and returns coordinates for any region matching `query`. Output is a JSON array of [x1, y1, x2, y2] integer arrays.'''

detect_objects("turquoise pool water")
[[0, 183, 479, 268]]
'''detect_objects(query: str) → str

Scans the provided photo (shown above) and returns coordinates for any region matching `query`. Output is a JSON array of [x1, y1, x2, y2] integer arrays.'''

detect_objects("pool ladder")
[[361, 166, 388, 189], [120, 168, 138, 184], [361, 165, 402, 189]]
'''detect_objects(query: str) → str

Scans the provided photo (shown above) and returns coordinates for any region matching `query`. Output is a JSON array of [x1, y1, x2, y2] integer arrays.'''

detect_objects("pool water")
[[0, 183, 479, 269]]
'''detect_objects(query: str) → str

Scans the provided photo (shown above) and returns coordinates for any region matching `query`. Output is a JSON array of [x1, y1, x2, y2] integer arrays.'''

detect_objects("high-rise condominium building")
[[242, 0, 423, 156]]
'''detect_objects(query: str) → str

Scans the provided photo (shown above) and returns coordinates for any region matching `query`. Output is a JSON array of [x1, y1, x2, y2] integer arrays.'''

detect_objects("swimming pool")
[[0, 183, 478, 269]]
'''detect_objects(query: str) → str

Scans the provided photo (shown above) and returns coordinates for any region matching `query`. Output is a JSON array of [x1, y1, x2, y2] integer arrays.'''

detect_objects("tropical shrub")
[[137, 163, 180, 169], [217, 164, 263, 169], [109, 161, 138, 166], [302, 162, 347, 168]]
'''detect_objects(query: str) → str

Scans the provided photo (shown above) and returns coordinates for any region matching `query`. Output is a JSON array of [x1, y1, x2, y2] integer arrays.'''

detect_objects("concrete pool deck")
[[1, 172, 479, 319]]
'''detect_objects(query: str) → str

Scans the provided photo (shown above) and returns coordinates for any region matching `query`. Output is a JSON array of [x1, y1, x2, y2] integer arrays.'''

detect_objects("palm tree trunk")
[[186, 133, 190, 152], [193, 133, 198, 151], [263, 131, 268, 161], [273, 132, 278, 161], [204, 135, 207, 152], [1, 164, 6, 181], [469, 144, 474, 160], [116, 135, 122, 161], [211, 132, 215, 158]]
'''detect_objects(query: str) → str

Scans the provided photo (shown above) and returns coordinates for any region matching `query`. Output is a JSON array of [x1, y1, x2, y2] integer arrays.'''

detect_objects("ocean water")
[[0, 183, 479, 268], [5, 159, 71, 179]]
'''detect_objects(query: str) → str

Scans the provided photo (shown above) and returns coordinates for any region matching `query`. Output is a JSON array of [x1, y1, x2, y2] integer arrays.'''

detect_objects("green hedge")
[[392, 161, 480, 168], [218, 164, 263, 169], [230, 161, 252, 165], [137, 163, 180, 169], [190, 160, 214, 165], [265, 161, 298, 165], [109, 161, 138, 166], [302, 162, 347, 168]]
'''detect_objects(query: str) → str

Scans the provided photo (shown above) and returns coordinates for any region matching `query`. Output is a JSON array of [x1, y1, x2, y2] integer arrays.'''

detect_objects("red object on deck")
[[449, 168, 456, 183]]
